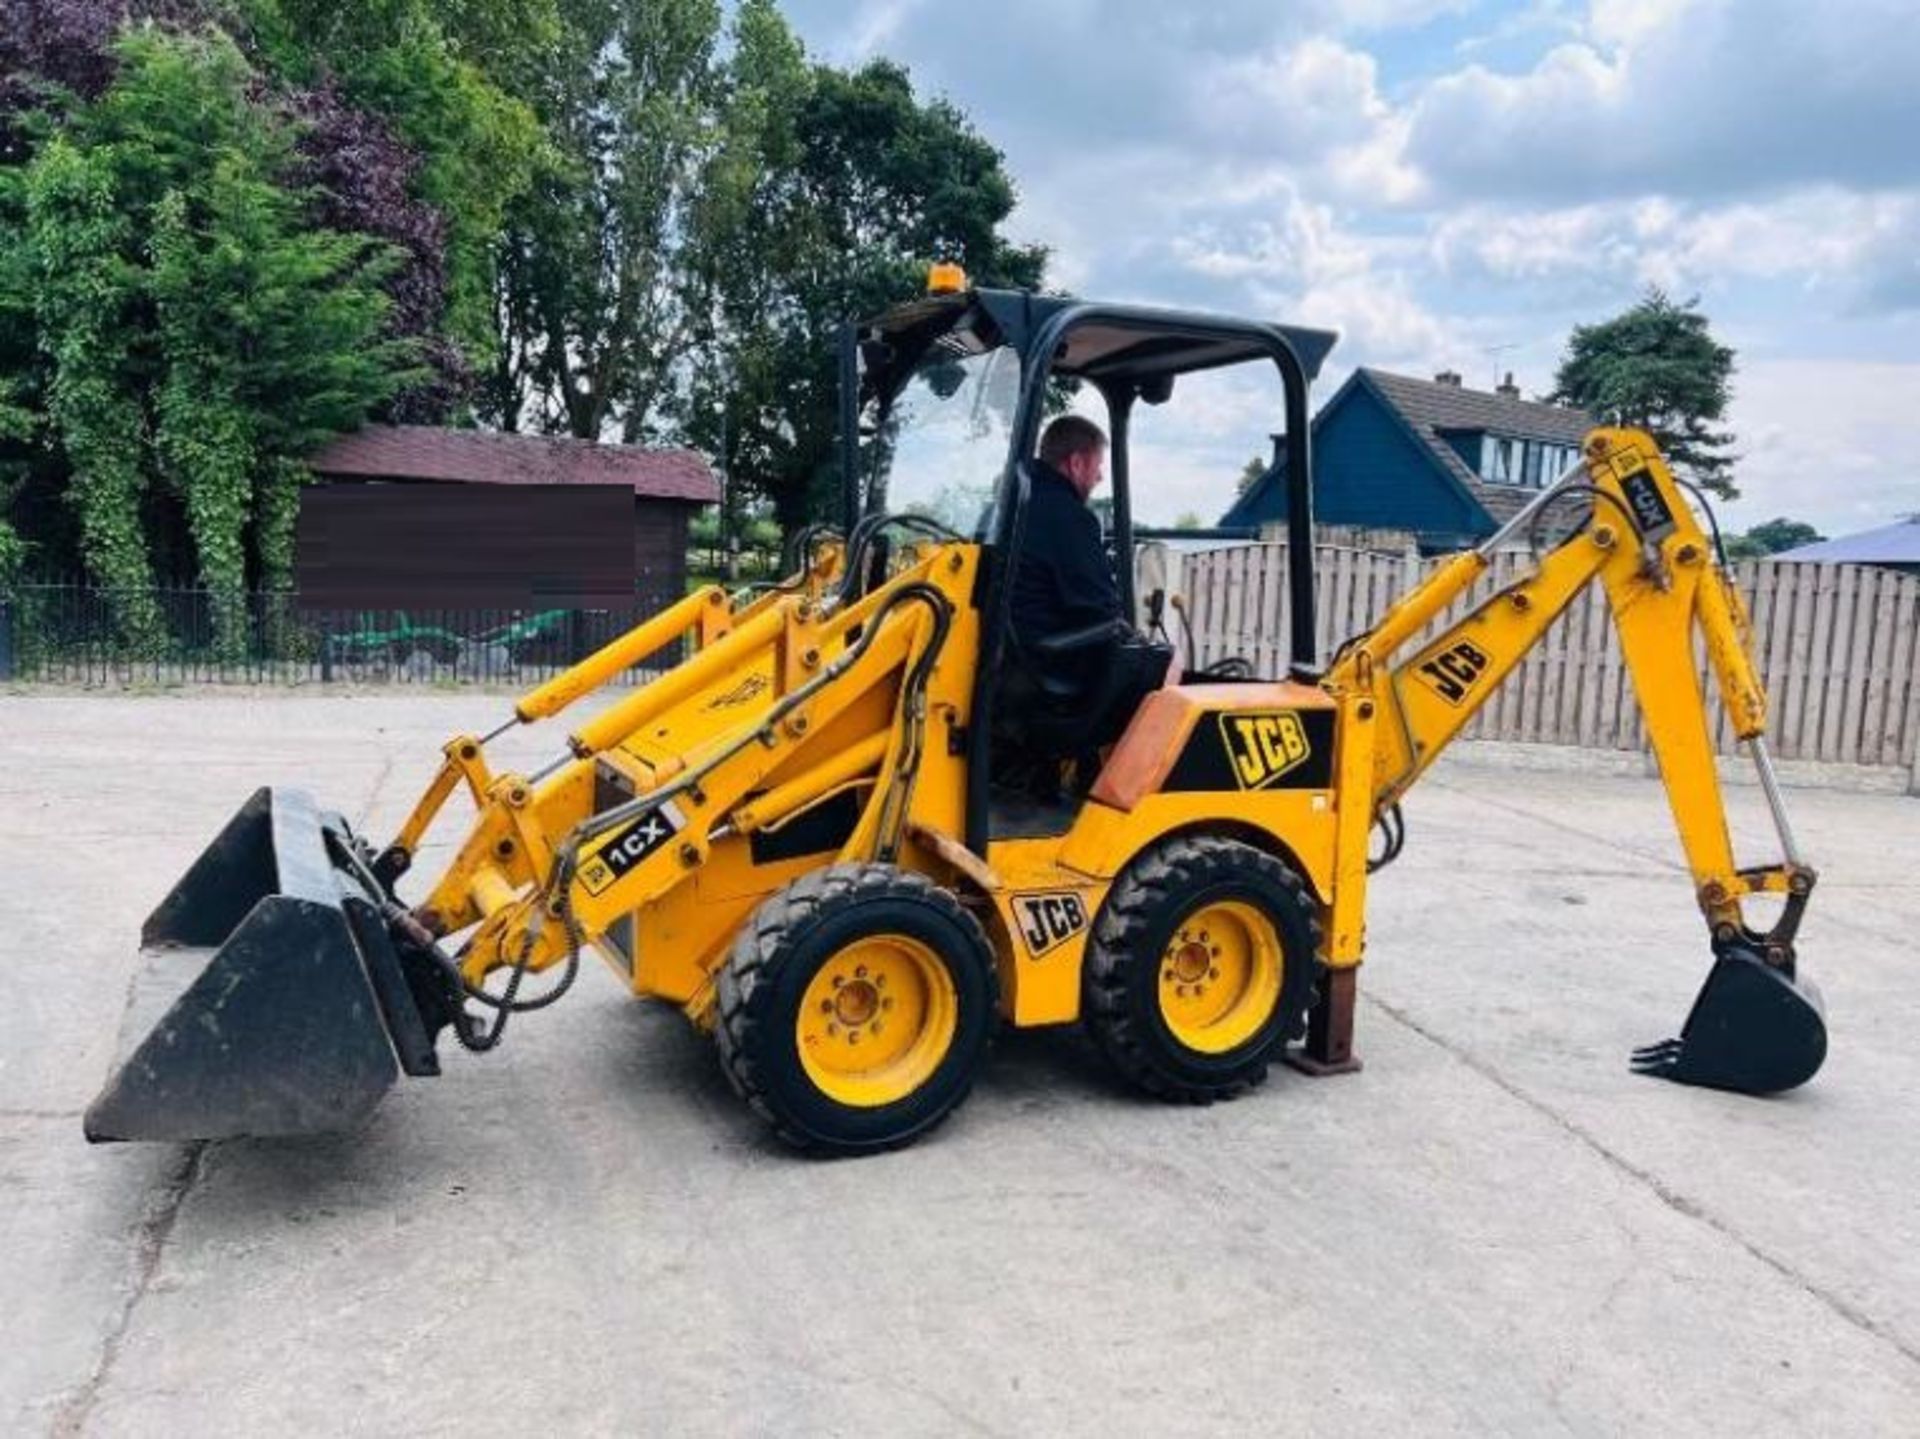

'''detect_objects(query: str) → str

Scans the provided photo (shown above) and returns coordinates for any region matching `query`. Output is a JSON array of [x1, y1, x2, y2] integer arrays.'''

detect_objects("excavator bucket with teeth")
[[1631, 946, 1827, 1095]]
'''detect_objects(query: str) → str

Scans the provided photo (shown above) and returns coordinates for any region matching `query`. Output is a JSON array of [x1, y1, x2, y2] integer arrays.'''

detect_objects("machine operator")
[[1005, 416, 1172, 780], [1009, 415, 1124, 648]]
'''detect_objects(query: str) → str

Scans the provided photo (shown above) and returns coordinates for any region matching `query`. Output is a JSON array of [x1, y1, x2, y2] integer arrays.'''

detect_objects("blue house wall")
[[1222, 378, 1486, 542], [1440, 430, 1480, 474]]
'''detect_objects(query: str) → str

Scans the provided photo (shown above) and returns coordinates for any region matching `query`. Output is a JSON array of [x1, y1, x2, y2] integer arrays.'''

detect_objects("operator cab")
[[841, 273, 1337, 850]]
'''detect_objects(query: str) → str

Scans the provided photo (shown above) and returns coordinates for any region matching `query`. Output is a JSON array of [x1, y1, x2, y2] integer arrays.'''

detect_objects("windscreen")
[[864, 343, 1021, 538]]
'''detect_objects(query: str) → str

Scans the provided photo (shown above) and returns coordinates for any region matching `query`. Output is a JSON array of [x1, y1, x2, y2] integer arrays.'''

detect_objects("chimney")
[[1433, 369, 1462, 387], [1496, 371, 1520, 399]]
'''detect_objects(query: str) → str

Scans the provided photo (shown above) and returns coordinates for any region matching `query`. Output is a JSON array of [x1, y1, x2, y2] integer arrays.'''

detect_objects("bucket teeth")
[[1628, 1039, 1686, 1075]]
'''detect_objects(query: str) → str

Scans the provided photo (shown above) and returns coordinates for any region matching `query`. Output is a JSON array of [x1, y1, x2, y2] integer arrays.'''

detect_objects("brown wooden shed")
[[299, 426, 717, 609]]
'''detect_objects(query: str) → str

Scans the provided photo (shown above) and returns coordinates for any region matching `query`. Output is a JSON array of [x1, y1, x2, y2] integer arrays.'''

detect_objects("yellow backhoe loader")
[[86, 274, 1827, 1153]]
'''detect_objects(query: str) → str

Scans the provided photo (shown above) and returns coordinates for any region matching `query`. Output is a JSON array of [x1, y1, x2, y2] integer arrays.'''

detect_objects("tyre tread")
[[1085, 835, 1323, 1104], [715, 862, 996, 1153]]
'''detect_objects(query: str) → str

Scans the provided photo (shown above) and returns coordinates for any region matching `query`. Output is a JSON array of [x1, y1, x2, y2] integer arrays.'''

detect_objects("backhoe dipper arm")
[[1325, 429, 1817, 971]]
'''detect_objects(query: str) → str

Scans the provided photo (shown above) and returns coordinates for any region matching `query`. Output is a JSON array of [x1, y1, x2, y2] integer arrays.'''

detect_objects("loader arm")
[[380, 537, 977, 1028], [1321, 428, 1824, 1093]]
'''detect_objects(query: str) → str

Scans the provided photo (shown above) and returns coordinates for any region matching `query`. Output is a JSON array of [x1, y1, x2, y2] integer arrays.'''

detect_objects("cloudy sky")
[[781, 0, 1920, 532]]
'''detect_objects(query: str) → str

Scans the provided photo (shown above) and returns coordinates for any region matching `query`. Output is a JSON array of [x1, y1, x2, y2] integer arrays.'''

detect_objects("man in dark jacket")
[[1002, 416, 1170, 784], [1009, 415, 1123, 651]]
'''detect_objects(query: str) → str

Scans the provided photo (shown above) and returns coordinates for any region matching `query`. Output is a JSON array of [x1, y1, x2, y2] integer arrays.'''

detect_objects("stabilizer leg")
[[1285, 965, 1364, 1076]]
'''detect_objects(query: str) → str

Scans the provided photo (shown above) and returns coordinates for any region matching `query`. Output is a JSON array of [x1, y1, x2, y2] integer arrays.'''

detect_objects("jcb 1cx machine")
[[87, 275, 1826, 1153]]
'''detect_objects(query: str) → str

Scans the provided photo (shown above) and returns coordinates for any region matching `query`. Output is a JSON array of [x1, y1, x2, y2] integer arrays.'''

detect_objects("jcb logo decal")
[[703, 673, 769, 711], [1219, 712, 1312, 790], [1014, 891, 1088, 958], [1413, 640, 1491, 706]]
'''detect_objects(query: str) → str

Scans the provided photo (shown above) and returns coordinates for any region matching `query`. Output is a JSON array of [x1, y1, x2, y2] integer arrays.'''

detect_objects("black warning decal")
[[578, 803, 684, 896], [1012, 891, 1088, 958], [1410, 639, 1492, 707]]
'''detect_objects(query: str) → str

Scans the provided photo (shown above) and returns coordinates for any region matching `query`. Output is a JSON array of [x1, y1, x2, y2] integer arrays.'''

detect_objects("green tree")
[[23, 135, 164, 642], [493, 1, 1044, 530], [487, 0, 723, 439], [1236, 454, 1265, 496], [236, 0, 549, 368], [1725, 516, 1824, 560], [689, 40, 1046, 528], [1171, 511, 1204, 530], [1551, 288, 1738, 498], [14, 27, 413, 649]]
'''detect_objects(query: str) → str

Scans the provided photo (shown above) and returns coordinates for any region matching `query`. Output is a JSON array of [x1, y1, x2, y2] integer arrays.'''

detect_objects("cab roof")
[[857, 288, 1339, 404]]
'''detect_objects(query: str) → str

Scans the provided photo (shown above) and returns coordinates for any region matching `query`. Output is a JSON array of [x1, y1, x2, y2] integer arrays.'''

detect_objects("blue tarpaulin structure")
[[1779, 517, 1920, 574]]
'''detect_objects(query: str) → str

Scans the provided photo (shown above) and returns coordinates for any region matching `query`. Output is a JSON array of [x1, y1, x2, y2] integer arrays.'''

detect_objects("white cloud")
[[1283, 271, 1458, 373], [1455, 0, 1584, 55], [1163, 181, 1458, 372], [844, 0, 922, 58], [1430, 191, 1920, 313], [1726, 360, 1920, 533], [1404, 0, 1920, 202], [1334, 0, 1478, 30], [777, 1, 1920, 532], [1186, 38, 1425, 204], [1171, 186, 1373, 289], [1586, 0, 1694, 46], [1192, 38, 1388, 154]]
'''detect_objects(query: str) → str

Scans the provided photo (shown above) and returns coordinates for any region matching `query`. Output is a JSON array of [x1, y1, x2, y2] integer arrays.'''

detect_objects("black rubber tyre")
[[715, 863, 998, 1155], [1084, 834, 1322, 1103]]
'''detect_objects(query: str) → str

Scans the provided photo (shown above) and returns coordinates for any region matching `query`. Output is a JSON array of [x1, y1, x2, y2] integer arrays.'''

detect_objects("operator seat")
[[997, 614, 1174, 798]]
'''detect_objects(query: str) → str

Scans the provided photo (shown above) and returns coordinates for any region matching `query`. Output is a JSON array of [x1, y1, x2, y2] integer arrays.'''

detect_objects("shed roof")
[[1778, 516, 1920, 565], [309, 425, 719, 503]]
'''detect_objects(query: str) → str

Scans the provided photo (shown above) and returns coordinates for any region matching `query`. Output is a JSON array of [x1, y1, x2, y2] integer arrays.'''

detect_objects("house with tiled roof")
[[299, 425, 717, 607], [1221, 368, 1592, 552]]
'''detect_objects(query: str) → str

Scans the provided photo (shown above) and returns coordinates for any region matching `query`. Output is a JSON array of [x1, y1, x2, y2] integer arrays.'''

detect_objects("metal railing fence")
[[0, 583, 689, 688]]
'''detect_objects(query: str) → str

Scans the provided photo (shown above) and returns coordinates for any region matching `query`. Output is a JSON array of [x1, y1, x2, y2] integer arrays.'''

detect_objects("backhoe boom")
[[1320, 428, 1825, 1092]]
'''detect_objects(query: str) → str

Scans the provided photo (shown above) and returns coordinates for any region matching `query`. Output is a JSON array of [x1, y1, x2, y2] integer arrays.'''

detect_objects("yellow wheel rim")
[[796, 933, 958, 1107], [1156, 900, 1284, 1055]]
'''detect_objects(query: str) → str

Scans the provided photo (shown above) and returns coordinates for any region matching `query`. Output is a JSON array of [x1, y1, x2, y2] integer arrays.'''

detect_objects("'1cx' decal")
[[1014, 891, 1088, 957], [1412, 639, 1492, 706], [578, 802, 685, 896], [1219, 711, 1312, 789]]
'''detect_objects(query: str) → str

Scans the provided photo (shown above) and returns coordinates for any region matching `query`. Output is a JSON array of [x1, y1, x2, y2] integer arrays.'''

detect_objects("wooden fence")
[[1162, 544, 1920, 784]]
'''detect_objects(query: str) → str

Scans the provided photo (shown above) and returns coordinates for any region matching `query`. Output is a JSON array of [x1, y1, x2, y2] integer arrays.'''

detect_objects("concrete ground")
[[2, 692, 1916, 1437]]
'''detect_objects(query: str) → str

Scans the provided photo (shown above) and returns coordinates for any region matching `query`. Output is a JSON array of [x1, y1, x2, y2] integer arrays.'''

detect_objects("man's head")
[[1039, 415, 1108, 501]]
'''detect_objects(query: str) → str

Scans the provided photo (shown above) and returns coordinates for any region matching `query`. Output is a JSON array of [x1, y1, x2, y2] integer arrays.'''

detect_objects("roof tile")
[[308, 425, 719, 503], [1362, 369, 1591, 536]]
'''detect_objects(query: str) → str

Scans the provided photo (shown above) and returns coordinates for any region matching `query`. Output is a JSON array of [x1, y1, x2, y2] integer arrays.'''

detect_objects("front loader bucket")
[[1631, 948, 1828, 1096], [85, 788, 440, 1143]]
